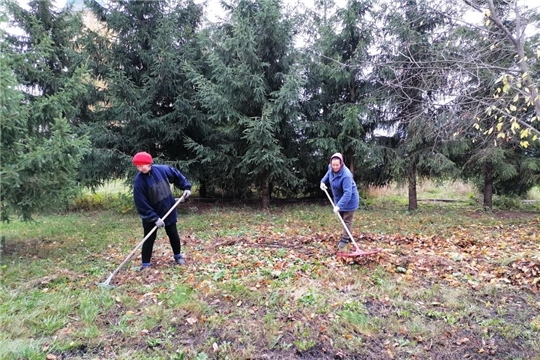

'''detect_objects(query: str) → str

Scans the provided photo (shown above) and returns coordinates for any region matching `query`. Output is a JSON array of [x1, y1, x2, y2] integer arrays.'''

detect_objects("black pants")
[[141, 221, 181, 264]]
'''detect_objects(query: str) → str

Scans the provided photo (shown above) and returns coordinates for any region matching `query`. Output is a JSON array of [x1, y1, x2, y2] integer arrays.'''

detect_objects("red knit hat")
[[132, 152, 153, 166]]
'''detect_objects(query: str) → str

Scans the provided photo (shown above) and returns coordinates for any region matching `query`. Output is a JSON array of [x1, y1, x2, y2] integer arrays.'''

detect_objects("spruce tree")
[[371, 0, 463, 210], [78, 0, 204, 185], [185, 0, 302, 207], [299, 0, 374, 188], [1, 2, 90, 220]]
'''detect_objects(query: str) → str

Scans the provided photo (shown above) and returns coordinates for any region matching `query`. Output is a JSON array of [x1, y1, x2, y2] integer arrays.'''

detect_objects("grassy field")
[[1, 184, 539, 359]]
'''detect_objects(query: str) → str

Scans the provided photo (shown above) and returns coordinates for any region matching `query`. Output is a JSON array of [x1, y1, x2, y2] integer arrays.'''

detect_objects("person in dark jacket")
[[132, 151, 192, 269], [320, 152, 360, 249]]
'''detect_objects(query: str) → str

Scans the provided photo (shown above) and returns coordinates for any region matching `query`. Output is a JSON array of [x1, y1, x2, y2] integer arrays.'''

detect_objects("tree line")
[[1, 0, 539, 220]]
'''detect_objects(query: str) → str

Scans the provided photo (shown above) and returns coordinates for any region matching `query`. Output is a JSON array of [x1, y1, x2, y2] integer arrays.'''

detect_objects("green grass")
[[1, 184, 539, 359]]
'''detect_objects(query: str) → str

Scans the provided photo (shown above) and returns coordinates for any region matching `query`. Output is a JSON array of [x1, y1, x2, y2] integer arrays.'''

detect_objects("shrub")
[[71, 192, 135, 214]]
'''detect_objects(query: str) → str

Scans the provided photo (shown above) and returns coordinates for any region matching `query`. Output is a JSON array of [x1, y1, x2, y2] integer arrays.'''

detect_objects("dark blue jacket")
[[321, 164, 360, 211], [133, 165, 191, 225]]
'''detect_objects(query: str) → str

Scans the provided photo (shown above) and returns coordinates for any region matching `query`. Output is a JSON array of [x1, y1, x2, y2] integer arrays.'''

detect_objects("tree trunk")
[[408, 161, 418, 211], [261, 178, 270, 209], [483, 163, 493, 210], [199, 179, 207, 198]]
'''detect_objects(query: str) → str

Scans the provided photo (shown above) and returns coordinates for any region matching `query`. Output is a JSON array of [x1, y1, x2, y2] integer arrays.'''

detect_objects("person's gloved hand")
[[320, 183, 327, 191], [333, 206, 340, 214], [183, 190, 191, 199], [155, 218, 165, 228]]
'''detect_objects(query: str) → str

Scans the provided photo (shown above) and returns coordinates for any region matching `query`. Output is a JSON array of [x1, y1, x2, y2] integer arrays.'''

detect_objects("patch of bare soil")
[[466, 209, 539, 220], [1, 237, 64, 258]]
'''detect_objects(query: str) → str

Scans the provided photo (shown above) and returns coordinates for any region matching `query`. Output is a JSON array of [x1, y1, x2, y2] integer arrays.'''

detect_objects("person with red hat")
[[132, 151, 192, 269], [320, 152, 360, 249]]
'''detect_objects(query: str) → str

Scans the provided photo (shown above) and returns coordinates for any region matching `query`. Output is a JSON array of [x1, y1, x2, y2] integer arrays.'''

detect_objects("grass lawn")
[[1, 189, 539, 359]]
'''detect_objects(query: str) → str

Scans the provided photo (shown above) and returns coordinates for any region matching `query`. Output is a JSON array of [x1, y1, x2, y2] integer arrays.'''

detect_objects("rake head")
[[96, 273, 115, 289], [96, 282, 115, 289], [337, 244, 381, 258]]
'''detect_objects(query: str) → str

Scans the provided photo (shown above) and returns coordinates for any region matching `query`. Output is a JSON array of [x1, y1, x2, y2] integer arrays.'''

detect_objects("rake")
[[323, 188, 381, 257], [97, 192, 187, 289]]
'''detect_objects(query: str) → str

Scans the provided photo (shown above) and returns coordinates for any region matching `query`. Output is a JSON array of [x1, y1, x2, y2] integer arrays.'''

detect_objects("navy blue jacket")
[[133, 165, 191, 225], [321, 164, 360, 211]]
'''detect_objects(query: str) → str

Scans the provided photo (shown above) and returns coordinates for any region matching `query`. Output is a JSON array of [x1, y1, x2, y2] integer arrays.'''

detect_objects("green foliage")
[[2, 0, 537, 214], [492, 153, 540, 197], [2, 117, 90, 219], [238, 110, 299, 188], [185, 0, 303, 202], [450, 1, 540, 207], [492, 196, 524, 210], [299, 0, 375, 188], [370, 0, 464, 210], [1, 1, 91, 221], [527, 186, 540, 200], [462, 145, 540, 201], [71, 191, 135, 213], [79, 0, 205, 186]]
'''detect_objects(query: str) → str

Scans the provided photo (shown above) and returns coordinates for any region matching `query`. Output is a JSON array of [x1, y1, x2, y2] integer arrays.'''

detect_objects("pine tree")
[[78, 0, 204, 185], [299, 0, 375, 188], [185, 0, 302, 207], [1, 3, 90, 220], [371, 0, 463, 210]]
